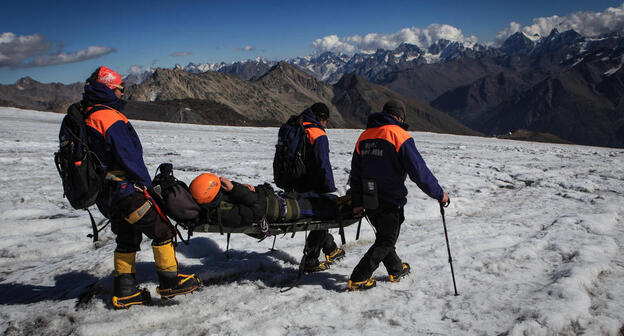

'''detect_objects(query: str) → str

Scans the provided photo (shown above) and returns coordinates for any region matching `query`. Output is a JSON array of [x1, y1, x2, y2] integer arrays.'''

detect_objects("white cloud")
[[170, 51, 192, 57], [495, 3, 624, 43], [0, 32, 115, 68], [495, 22, 524, 42], [28, 46, 115, 67], [234, 45, 257, 52], [313, 4, 624, 54], [312, 35, 357, 54], [312, 24, 479, 55], [0, 32, 49, 67]]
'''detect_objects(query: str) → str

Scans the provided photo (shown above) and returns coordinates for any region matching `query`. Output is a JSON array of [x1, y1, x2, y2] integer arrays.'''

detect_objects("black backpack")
[[54, 103, 105, 210], [151, 163, 201, 225], [273, 115, 309, 190]]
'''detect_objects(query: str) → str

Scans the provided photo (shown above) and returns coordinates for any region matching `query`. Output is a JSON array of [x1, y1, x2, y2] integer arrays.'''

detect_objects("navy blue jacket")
[[292, 109, 336, 193], [350, 112, 444, 207], [82, 82, 151, 209]]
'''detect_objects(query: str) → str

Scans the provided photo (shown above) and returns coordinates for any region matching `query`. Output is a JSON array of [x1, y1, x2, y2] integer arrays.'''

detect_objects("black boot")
[[301, 256, 330, 273], [389, 263, 411, 282], [112, 274, 151, 309], [156, 271, 201, 299]]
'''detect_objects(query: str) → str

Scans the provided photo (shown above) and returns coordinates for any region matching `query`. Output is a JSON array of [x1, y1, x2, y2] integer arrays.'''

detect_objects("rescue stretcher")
[[191, 217, 361, 235], [181, 216, 364, 285], [182, 216, 364, 247]]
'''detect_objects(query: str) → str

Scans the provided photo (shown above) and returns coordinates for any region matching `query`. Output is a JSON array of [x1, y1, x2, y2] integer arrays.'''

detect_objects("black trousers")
[[110, 191, 175, 252], [350, 201, 405, 282], [302, 230, 337, 266]]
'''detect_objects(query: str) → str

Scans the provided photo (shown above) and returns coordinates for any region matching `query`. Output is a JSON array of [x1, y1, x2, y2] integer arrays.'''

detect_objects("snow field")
[[0, 107, 622, 335]]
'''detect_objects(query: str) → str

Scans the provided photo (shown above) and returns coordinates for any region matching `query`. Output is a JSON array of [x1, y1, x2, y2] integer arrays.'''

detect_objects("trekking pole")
[[439, 200, 458, 296]]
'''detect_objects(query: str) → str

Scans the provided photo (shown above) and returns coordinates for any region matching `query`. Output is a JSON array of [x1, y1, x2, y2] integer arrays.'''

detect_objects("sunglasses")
[[113, 84, 125, 93]]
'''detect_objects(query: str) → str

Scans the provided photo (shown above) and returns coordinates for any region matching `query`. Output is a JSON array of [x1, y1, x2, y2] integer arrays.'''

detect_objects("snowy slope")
[[0, 107, 623, 336]]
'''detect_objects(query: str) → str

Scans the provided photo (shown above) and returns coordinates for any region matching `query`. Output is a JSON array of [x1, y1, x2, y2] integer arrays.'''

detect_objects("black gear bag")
[[151, 163, 201, 225], [273, 115, 308, 190], [54, 103, 104, 210]]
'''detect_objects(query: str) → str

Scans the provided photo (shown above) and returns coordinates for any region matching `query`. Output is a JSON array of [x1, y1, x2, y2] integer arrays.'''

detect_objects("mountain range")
[[1, 29, 623, 147], [156, 29, 624, 147], [123, 62, 476, 135], [0, 77, 82, 113]]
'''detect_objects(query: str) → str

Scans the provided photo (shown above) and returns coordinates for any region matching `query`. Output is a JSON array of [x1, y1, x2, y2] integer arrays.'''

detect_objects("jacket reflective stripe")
[[355, 125, 411, 154], [124, 200, 152, 224]]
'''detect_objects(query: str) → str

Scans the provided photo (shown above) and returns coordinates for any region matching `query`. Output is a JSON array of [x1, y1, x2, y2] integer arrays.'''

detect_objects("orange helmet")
[[96, 66, 123, 90], [189, 173, 221, 204]]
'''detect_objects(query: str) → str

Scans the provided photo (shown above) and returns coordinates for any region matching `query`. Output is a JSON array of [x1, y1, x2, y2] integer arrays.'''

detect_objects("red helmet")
[[96, 66, 123, 90], [189, 173, 221, 204]]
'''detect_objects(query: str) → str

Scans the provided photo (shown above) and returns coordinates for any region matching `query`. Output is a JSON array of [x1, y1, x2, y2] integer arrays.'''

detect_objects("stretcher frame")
[[190, 217, 362, 236]]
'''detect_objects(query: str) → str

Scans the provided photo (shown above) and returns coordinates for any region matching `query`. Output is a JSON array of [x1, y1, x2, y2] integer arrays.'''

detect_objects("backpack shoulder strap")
[[84, 104, 114, 117]]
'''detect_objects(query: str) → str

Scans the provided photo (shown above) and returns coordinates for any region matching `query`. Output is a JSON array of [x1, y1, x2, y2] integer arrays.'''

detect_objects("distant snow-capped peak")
[[125, 29, 618, 85], [523, 32, 542, 42]]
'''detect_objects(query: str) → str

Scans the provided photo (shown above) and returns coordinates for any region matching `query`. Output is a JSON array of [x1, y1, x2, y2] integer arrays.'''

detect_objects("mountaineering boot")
[[156, 272, 202, 299], [302, 260, 331, 273], [389, 263, 411, 283], [153, 241, 201, 299], [347, 278, 376, 291], [111, 252, 151, 309], [112, 273, 152, 309], [301, 253, 330, 273], [325, 248, 345, 264]]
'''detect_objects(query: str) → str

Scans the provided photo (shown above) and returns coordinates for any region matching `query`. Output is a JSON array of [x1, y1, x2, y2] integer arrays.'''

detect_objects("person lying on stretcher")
[[188, 173, 353, 228]]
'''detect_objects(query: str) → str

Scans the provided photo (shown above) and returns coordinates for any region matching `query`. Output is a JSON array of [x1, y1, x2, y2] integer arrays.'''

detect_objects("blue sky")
[[1, 0, 623, 84]]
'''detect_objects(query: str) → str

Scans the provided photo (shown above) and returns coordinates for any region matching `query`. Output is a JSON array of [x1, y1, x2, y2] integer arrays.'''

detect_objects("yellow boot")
[[112, 251, 151, 309], [152, 241, 201, 299]]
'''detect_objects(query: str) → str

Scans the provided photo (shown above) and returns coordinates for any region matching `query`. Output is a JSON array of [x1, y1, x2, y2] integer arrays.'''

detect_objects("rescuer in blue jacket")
[[292, 103, 345, 273], [293, 105, 336, 193], [81, 66, 200, 308], [347, 100, 449, 291]]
